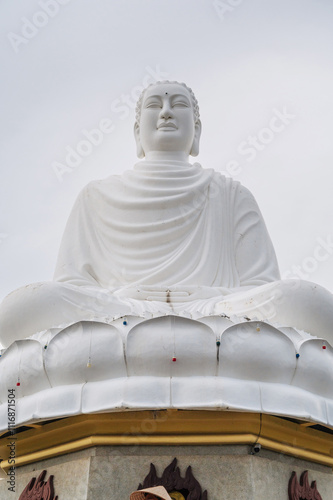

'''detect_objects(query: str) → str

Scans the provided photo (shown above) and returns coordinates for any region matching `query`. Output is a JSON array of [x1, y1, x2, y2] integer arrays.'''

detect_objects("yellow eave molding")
[[1, 410, 333, 471]]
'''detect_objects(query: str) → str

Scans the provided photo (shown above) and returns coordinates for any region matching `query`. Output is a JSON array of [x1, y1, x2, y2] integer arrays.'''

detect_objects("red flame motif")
[[18, 470, 58, 500], [288, 471, 322, 500], [138, 458, 207, 500]]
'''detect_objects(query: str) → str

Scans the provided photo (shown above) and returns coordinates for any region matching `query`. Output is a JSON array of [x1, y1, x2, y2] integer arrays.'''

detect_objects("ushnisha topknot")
[[135, 81, 200, 128]]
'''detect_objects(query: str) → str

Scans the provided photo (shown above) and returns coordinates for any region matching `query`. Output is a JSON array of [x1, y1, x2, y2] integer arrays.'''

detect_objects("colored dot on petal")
[[216, 341, 221, 346], [123, 321, 127, 326], [172, 357, 176, 362], [322, 345, 327, 350], [16, 382, 20, 387], [87, 362, 92, 368], [44, 345, 47, 350], [296, 353, 300, 359]]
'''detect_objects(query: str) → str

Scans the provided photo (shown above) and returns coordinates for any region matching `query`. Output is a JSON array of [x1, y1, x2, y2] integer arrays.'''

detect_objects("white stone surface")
[[126, 316, 216, 377], [218, 322, 296, 383], [0, 340, 50, 400], [1, 316, 333, 430], [45, 322, 126, 386], [292, 339, 333, 397], [1, 81, 333, 433]]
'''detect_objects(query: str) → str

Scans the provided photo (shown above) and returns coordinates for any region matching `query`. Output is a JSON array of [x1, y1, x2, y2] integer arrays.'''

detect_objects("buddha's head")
[[134, 81, 202, 160]]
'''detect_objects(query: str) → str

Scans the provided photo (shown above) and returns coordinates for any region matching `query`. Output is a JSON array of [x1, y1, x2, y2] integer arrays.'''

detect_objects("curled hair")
[[135, 81, 200, 128]]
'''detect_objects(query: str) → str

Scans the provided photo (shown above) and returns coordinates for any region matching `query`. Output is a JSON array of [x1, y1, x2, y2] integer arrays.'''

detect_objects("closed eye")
[[172, 101, 189, 108], [145, 102, 162, 108]]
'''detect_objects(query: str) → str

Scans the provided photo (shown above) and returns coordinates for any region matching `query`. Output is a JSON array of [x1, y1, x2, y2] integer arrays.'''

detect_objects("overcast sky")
[[1, 0, 333, 313]]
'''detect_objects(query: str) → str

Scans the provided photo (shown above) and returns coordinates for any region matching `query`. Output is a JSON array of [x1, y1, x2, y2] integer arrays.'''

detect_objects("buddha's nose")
[[160, 104, 173, 120]]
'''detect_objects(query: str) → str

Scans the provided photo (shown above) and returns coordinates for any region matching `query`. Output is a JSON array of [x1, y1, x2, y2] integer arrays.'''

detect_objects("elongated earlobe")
[[190, 120, 202, 157], [134, 123, 145, 159]]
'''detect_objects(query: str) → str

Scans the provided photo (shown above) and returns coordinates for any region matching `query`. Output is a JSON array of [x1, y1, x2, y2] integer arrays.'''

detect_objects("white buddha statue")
[[1, 81, 333, 348]]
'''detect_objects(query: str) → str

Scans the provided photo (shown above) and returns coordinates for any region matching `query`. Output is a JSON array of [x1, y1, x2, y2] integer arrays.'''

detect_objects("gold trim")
[[0, 411, 333, 471]]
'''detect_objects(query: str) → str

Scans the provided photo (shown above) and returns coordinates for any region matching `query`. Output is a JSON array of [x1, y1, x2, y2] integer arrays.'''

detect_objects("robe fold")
[[54, 161, 280, 289], [0, 161, 286, 347]]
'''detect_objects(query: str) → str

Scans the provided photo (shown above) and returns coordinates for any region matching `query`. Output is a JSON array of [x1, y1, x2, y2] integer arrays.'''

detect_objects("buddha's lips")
[[157, 122, 177, 129]]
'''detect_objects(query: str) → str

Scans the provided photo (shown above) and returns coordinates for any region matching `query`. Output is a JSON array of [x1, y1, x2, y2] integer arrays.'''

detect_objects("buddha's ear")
[[134, 123, 145, 159], [190, 120, 202, 157]]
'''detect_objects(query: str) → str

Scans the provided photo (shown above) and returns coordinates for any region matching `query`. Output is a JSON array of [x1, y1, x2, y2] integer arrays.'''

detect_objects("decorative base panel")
[[0, 445, 332, 500], [0, 411, 333, 499]]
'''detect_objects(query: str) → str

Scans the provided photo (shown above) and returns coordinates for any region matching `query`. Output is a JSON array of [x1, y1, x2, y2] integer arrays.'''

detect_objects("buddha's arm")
[[53, 183, 104, 288], [233, 184, 280, 287]]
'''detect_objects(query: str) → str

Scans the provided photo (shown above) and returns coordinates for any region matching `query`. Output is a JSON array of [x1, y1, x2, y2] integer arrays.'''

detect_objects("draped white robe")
[[54, 161, 280, 290], [8, 161, 333, 347]]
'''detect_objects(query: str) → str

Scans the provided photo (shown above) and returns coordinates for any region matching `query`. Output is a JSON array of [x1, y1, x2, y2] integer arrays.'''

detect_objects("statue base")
[[1, 411, 333, 499]]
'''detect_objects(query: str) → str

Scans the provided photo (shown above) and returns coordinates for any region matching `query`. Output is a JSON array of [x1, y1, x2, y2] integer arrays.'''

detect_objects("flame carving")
[[138, 458, 207, 500], [18, 470, 58, 500], [288, 471, 322, 500]]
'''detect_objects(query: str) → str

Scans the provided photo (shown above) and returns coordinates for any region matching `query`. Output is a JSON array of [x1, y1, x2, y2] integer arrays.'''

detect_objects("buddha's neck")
[[144, 151, 190, 162]]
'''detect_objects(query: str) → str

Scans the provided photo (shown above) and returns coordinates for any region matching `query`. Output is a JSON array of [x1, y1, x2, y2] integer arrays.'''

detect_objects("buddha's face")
[[135, 83, 201, 159]]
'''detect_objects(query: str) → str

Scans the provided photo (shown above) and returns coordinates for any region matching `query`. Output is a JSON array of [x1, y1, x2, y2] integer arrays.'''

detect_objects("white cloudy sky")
[[1, 0, 333, 307]]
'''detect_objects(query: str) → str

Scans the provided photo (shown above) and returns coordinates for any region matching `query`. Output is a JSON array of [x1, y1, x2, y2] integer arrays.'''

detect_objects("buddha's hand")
[[114, 286, 230, 302], [167, 286, 231, 302]]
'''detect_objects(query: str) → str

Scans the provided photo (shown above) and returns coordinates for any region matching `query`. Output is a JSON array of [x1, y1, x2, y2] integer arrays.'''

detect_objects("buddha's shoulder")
[[211, 171, 255, 199], [77, 175, 123, 199]]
